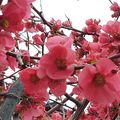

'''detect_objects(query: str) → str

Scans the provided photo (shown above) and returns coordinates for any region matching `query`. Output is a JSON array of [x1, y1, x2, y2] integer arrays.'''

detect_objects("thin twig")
[[64, 93, 81, 107], [109, 53, 120, 60], [32, 5, 99, 36], [6, 52, 40, 60], [49, 99, 75, 111], [0, 69, 22, 81], [32, 5, 52, 28], [47, 93, 73, 115], [109, 0, 113, 4]]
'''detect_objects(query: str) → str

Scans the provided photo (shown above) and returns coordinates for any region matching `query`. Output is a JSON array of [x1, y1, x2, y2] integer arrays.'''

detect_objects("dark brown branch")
[[64, 93, 81, 107], [109, 0, 113, 4], [112, 113, 118, 120], [32, 5, 99, 36], [0, 69, 22, 81], [62, 26, 99, 36], [32, 5, 52, 28], [49, 99, 75, 111], [47, 93, 73, 115], [109, 53, 120, 60], [6, 52, 40, 60], [0, 0, 3, 5], [72, 99, 89, 120], [74, 65, 85, 70]]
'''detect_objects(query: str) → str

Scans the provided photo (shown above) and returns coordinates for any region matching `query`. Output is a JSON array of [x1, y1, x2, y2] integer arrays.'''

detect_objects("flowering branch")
[[31, 5, 99, 36]]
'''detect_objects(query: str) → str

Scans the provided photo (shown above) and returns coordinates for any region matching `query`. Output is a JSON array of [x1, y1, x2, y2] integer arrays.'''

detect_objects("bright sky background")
[[34, 0, 120, 29]]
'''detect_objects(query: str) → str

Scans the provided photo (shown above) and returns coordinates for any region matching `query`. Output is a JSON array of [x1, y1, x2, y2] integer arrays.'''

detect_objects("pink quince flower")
[[11, 0, 36, 19], [39, 45, 75, 80], [48, 79, 66, 96], [78, 58, 120, 105], [102, 21, 120, 41], [52, 112, 62, 120], [110, 2, 120, 18], [0, 32, 16, 51], [7, 56, 18, 71], [32, 34, 43, 47], [0, 51, 8, 72], [50, 18, 62, 32], [83, 19, 101, 33], [19, 68, 49, 101], [46, 35, 73, 50], [62, 20, 72, 27], [0, 2, 24, 32]]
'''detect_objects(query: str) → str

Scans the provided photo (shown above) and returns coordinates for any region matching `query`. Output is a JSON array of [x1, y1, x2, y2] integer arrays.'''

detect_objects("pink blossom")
[[98, 33, 111, 43], [25, 21, 36, 32], [32, 34, 43, 47], [0, 51, 8, 72], [62, 20, 72, 27], [52, 112, 62, 120], [50, 18, 62, 32], [40, 45, 75, 79], [21, 105, 44, 120], [7, 56, 18, 71], [35, 23, 44, 32], [102, 21, 120, 41], [46, 35, 73, 50], [110, 2, 120, 18], [110, 2, 120, 11], [0, 2, 24, 32], [78, 58, 120, 105], [48, 79, 66, 96], [83, 19, 101, 33], [0, 32, 16, 51], [11, 0, 36, 19], [18, 102, 46, 120], [19, 68, 49, 101]]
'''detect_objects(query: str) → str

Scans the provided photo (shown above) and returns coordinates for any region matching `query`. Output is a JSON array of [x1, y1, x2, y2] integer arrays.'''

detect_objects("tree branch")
[[47, 93, 73, 115], [64, 93, 82, 107], [32, 5, 52, 28], [0, 0, 3, 5], [72, 99, 89, 120]]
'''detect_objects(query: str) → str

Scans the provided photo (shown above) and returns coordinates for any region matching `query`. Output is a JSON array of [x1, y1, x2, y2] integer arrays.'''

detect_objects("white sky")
[[34, 0, 120, 29]]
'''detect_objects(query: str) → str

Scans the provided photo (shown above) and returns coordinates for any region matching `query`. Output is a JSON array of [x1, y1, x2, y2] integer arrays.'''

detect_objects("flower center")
[[93, 73, 105, 87], [31, 75, 39, 84], [113, 32, 120, 40], [55, 58, 67, 70], [0, 19, 9, 28]]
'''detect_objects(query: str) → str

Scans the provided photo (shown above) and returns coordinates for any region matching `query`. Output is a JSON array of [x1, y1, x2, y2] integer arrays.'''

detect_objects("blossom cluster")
[[1, 0, 120, 120]]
